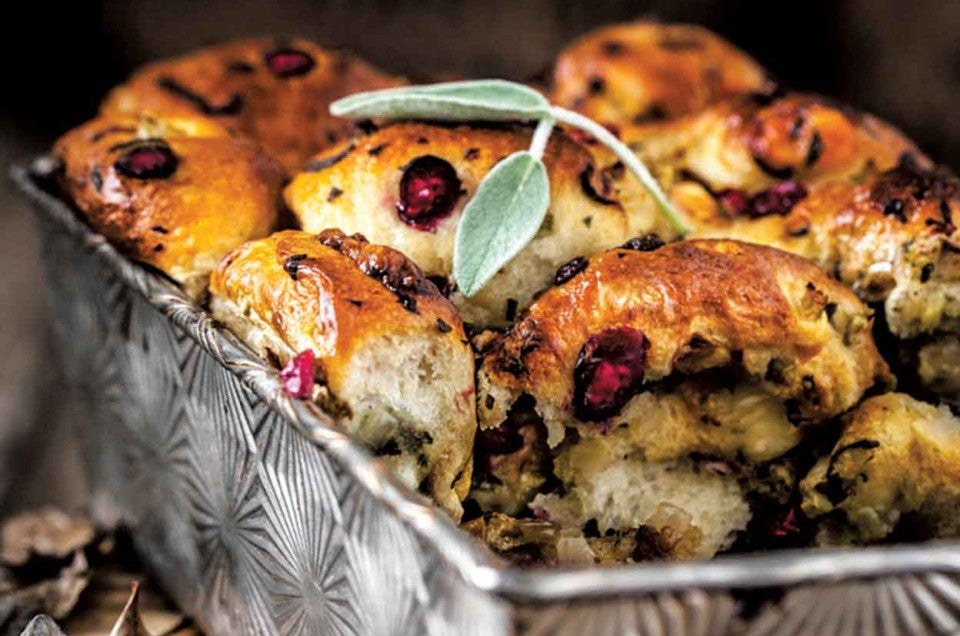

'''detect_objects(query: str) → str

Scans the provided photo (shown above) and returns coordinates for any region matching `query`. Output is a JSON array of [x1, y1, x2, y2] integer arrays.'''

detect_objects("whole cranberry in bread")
[[101, 37, 404, 172]]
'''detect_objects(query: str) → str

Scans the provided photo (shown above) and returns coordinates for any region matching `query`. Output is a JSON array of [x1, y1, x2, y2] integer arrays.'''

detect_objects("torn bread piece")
[[801, 392, 960, 546], [210, 229, 476, 518]]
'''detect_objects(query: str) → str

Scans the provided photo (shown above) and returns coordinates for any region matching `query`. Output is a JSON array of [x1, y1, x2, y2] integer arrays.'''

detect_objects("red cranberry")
[[280, 350, 315, 399], [264, 47, 316, 78], [573, 327, 649, 421], [716, 189, 748, 216], [715, 182, 807, 218], [771, 507, 801, 538], [748, 181, 807, 218], [476, 425, 524, 457], [396, 155, 462, 230], [567, 128, 598, 146], [114, 141, 179, 180]]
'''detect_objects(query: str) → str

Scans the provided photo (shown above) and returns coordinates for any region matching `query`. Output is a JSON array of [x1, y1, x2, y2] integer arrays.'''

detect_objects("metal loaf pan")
[[12, 156, 960, 635]]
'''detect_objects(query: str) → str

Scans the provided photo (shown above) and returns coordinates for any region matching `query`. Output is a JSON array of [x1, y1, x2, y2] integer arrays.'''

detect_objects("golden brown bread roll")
[[475, 239, 892, 557], [601, 93, 924, 242], [801, 392, 960, 545], [550, 21, 770, 128], [53, 114, 284, 296], [625, 92, 922, 197], [592, 89, 959, 398], [285, 122, 634, 326], [560, 91, 923, 241], [688, 157, 960, 399], [209, 229, 476, 518], [101, 37, 403, 172]]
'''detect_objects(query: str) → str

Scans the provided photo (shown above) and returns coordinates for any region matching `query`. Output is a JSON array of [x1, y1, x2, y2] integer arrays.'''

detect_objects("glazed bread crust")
[[693, 160, 960, 338], [285, 122, 633, 326], [550, 22, 770, 128], [684, 153, 960, 400], [622, 93, 923, 206], [101, 37, 403, 172], [54, 115, 284, 296], [801, 393, 960, 545], [209, 230, 475, 518], [480, 239, 891, 442]]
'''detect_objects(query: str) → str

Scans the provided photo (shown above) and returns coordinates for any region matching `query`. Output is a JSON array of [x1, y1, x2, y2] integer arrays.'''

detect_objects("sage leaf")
[[330, 80, 551, 121], [454, 151, 550, 297]]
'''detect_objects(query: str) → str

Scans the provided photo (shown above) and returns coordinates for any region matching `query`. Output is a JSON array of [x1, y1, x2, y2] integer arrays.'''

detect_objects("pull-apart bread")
[[285, 122, 633, 326], [209, 230, 476, 518], [53, 115, 284, 296], [474, 239, 892, 559], [45, 23, 960, 565], [101, 37, 403, 172], [691, 159, 960, 397], [623, 92, 921, 199], [594, 92, 922, 238]]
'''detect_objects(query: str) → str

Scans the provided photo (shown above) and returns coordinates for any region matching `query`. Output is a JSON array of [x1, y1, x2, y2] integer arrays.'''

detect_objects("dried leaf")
[[18, 614, 66, 636], [21, 552, 90, 619], [0, 552, 90, 633], [109, 582, 152, 636], [1, 508, 94, 567], [63, 568, 192, 636]]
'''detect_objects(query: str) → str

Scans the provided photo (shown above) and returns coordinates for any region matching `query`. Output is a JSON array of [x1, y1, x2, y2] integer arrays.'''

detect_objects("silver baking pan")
[[12, 155, 960, 635]]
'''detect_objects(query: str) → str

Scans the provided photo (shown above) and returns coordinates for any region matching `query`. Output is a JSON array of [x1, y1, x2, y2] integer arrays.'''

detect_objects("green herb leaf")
[[330, 80, 551, 121], [454, 151, 550, 297]]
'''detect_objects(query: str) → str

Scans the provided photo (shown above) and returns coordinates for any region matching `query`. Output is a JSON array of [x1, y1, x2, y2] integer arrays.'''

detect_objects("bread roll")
[[54, 114, 284, 296], [101, 37, 403, 172], [551, 21, 770, 127], [801, 392, 960, 545], [209, 229, 476, 518]]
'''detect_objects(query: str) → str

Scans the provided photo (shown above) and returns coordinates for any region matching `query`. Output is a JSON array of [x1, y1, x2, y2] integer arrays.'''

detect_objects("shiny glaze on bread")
[[54, 114, 284, 295], [102, 37, 403, 172]]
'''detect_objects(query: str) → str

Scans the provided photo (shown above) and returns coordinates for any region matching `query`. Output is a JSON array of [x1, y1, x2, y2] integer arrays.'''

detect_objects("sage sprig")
[[330, 80, 691, 297]]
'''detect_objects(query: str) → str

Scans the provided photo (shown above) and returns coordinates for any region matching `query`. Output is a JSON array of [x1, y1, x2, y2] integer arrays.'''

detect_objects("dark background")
[[1, 0, 960, 511], [6, 0, 960, 164]]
